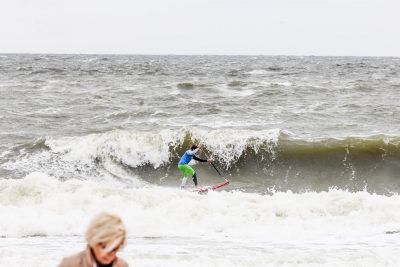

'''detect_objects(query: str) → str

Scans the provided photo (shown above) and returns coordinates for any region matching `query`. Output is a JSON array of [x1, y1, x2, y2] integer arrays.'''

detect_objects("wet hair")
[[190, 144, 198, 150]]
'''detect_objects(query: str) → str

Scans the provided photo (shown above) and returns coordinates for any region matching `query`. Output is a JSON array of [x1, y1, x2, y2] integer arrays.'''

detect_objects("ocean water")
[[1, 54, 400, 266]]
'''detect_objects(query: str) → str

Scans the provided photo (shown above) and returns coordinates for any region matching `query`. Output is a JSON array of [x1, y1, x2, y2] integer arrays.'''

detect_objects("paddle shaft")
[[211, 162, 223, 177], [204, 151, 225, 179]]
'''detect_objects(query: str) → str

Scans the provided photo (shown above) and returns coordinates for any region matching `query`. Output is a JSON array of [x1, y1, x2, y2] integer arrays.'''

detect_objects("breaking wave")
[[1, 171, 400, 239], [2, 129, 400, 193]]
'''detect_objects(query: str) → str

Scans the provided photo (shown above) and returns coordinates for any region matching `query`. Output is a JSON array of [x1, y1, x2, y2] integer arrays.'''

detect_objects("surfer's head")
[[190, 144, 199, 154], [190, 144, 199, 150]]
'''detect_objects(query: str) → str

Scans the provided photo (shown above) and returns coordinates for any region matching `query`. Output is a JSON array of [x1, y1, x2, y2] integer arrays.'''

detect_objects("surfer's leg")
[[178, 164, 195, 188], [192, 172, 198, 186], [180, 176, 188, 189]]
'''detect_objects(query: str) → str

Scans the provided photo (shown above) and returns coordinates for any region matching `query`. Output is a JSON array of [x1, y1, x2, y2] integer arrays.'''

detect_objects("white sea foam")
[[2, 234, 400, 267], [2, 172, 400, 266], [191, 128, 279, 166], [247, 69, 268, 75], [217, 85, 256, 98], [0, 150, 11, 158], [275, 81, 293, 87], [1, 172, 400, 241], [260, 81, 293, 87], [45, 129, 176, 168], [3, 128, 280, 178]]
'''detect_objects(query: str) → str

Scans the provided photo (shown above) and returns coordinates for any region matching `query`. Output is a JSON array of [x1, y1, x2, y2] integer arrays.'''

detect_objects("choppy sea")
[[1, 54, 400, 266]]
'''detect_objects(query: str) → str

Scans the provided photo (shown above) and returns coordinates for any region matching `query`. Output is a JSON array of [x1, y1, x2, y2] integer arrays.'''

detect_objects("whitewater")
[[1, 54, 400, 266]]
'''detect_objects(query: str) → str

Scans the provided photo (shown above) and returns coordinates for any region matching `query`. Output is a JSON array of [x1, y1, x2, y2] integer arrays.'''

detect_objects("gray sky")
[[1, 0, 399, 56]]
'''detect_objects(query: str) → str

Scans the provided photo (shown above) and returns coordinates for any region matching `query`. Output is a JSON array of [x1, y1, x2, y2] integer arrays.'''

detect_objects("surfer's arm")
[[193, 155, 208, 162]]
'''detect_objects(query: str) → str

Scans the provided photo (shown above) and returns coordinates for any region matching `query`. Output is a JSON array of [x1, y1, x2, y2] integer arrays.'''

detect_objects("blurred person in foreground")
[[59, 212, 128, 267]]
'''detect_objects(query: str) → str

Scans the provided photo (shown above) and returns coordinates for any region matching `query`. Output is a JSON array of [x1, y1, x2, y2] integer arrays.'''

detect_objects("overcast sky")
[[1, 0, 399, 56]]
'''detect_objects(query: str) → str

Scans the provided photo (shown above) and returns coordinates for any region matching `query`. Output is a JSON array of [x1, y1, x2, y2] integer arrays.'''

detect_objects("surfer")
[[178, 144, 212, 188]]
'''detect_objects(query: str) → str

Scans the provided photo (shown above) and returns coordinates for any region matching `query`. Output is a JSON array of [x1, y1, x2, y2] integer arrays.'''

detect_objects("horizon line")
[[1, 52, 400, 59]]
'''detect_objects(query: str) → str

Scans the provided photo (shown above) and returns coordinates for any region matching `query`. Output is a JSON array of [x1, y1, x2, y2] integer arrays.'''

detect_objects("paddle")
[[204, 151, 228, 182], [193, 152, 229, 193], [211, 162, 223, 177]]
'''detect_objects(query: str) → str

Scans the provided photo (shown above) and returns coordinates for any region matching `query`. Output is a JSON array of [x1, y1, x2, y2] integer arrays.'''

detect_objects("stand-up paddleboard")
[[193, 179, 229, 193]]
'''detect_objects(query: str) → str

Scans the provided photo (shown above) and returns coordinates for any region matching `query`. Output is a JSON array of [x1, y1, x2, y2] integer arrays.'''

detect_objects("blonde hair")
[[85, 212, 126, 252]]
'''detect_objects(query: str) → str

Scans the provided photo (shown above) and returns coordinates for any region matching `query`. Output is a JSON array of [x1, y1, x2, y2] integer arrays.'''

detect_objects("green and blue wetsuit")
[[178, 148, 207, 187]]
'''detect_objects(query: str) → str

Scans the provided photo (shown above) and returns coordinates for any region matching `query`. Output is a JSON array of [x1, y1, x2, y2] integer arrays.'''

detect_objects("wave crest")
[[3, 129, 400, 193]]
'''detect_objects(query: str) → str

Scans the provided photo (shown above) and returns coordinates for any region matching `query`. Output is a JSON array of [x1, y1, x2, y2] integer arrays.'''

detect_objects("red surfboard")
[[193, 179, 230, 193]]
